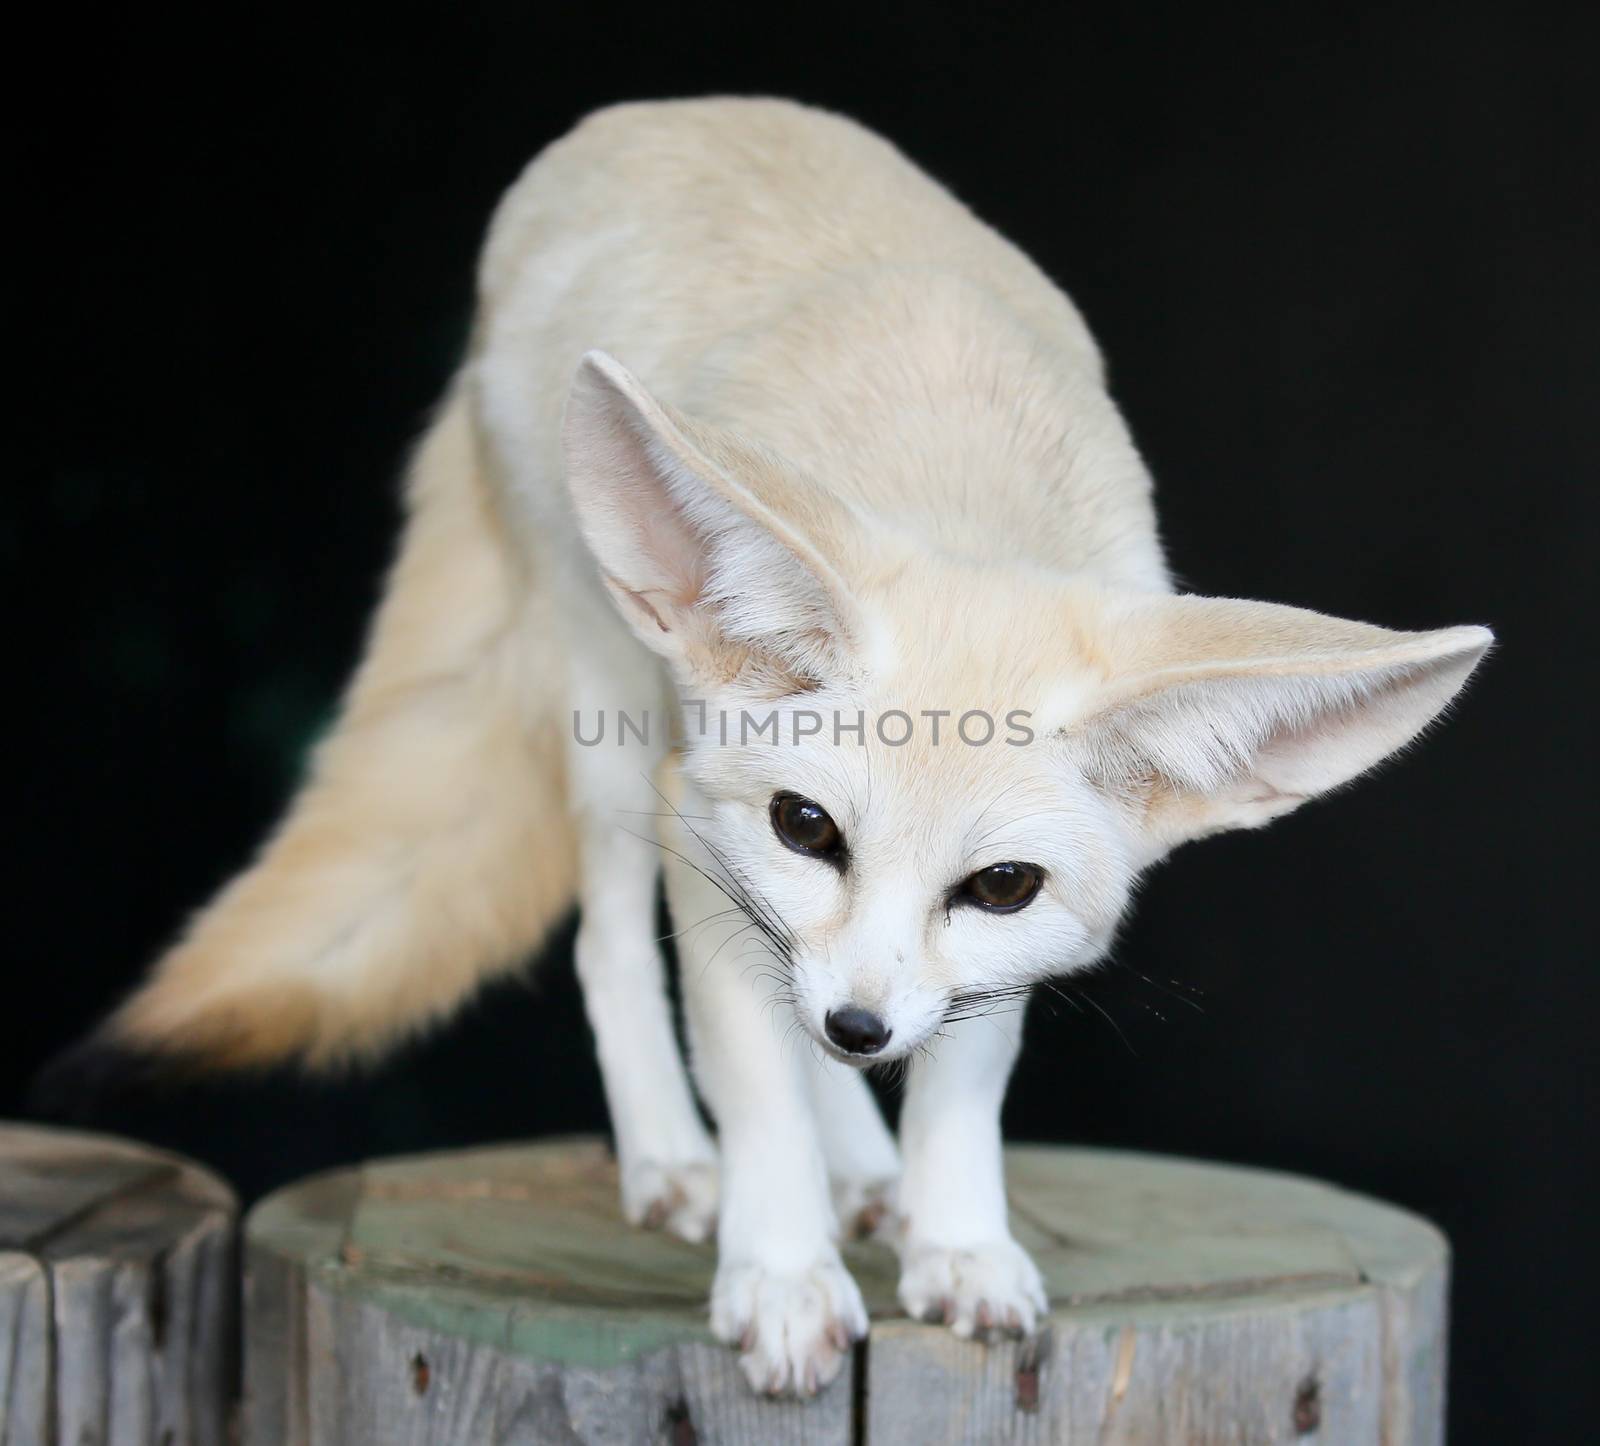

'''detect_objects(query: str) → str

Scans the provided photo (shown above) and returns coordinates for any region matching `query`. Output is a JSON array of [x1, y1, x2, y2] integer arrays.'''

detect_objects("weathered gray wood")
[[869, 1146, 1451, 1445], [0, 1252, 51, 1446], [245, 1139, 851, 1445], [0, 1123, 238, 1446], [245, 1137, 1448, 1445]]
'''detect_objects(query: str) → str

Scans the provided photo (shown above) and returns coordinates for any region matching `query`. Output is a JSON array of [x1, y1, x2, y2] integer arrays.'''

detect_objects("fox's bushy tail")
[[103, 382, 576, 1070]]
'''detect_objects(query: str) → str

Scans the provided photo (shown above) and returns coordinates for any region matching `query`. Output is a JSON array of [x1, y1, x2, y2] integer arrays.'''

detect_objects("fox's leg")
[[563, 638, 717, 1242], [895, 1012, 1047, 1338], [804, 1057, 900, 1241], [663, 779, 867, 1398]]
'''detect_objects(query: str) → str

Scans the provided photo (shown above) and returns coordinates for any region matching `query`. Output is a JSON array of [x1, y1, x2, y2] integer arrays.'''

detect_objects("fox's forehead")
[[845, 563, 1114, 724], [684, 566, 1128, 866], [692, 689, 1116, 860]]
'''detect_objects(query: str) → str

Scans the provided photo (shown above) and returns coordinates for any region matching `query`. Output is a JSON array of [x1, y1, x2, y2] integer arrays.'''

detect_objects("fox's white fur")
[[111, 98, 1491, 1396]]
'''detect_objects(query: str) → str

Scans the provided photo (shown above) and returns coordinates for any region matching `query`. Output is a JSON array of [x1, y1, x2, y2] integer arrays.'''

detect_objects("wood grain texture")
[[244, 1137, 1448, 1445], [0, 1123, 238, 1446], [0, 1252, 51, 1446]]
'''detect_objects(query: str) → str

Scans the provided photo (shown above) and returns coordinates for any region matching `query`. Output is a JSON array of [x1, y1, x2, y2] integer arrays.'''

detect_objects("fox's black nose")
[[825, 1007, 891, 1056]]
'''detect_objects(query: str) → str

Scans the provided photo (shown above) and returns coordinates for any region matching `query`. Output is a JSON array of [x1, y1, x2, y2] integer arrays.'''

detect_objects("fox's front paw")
[[620, 1157, 718, 1243], [832, 1173, 899, 1241], [711, 1254, 868, 1396], [897, 1237, 1048, 1339]]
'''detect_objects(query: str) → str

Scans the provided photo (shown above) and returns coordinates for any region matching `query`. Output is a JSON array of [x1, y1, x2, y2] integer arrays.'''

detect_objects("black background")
[[9, 5, 1595, 1440]]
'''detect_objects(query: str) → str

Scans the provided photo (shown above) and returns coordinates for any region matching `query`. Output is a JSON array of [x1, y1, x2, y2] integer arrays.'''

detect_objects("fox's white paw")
[[897, 1237, 1048, 1339], [711, 1254, 868, 1397], [620, 1157, 718, 1243], [832, 1174, 899, 1241]]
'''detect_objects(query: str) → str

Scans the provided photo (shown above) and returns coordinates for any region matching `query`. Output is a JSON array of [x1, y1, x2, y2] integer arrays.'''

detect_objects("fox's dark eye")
[[770, 792, 843, 859], [960, 862, 1042, 912]]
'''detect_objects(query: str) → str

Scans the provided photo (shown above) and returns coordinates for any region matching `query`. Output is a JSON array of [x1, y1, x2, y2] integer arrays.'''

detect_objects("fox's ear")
[[562, 350, 865, 685], [1067, 593, 1493, 847]]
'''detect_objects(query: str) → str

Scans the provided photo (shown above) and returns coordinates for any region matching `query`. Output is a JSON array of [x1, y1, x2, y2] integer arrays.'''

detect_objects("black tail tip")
[[26, 1031, 180, 1126]]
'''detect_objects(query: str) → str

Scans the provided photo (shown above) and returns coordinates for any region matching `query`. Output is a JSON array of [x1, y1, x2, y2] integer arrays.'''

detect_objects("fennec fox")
[[99, 98, 1489, 1396]]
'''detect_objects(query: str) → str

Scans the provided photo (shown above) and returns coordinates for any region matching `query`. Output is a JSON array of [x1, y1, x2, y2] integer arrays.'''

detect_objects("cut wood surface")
[[0, 1122, 238, 1446], [244, 1137, 1447, 1445]]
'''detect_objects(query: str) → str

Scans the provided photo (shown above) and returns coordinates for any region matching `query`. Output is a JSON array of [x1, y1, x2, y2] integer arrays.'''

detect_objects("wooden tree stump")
[[244, 1137, 1447, 1444], [0, 1122, 238, 1446]]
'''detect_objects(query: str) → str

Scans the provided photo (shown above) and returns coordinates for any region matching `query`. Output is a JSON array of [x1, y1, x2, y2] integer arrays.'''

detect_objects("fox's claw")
[[711, 1254, 867, 1397], [621, 1158, 718, 1243], [898, 1237, 1047, 1340], [831, 1174, 899, 1241]]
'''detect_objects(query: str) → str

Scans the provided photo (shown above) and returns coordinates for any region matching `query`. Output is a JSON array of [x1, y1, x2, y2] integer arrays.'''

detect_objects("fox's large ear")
[[1067, 593, 1493, 848], [562, 350, 865, 685]]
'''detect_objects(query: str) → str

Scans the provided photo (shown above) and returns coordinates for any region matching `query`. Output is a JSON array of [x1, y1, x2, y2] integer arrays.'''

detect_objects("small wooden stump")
[[0, 1122, 238, 1446], [244, 1138, 1446, 1444]]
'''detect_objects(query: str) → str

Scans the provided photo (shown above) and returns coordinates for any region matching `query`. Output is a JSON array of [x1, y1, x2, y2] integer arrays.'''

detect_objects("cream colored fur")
[[112, 98, 1490, 1397]]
